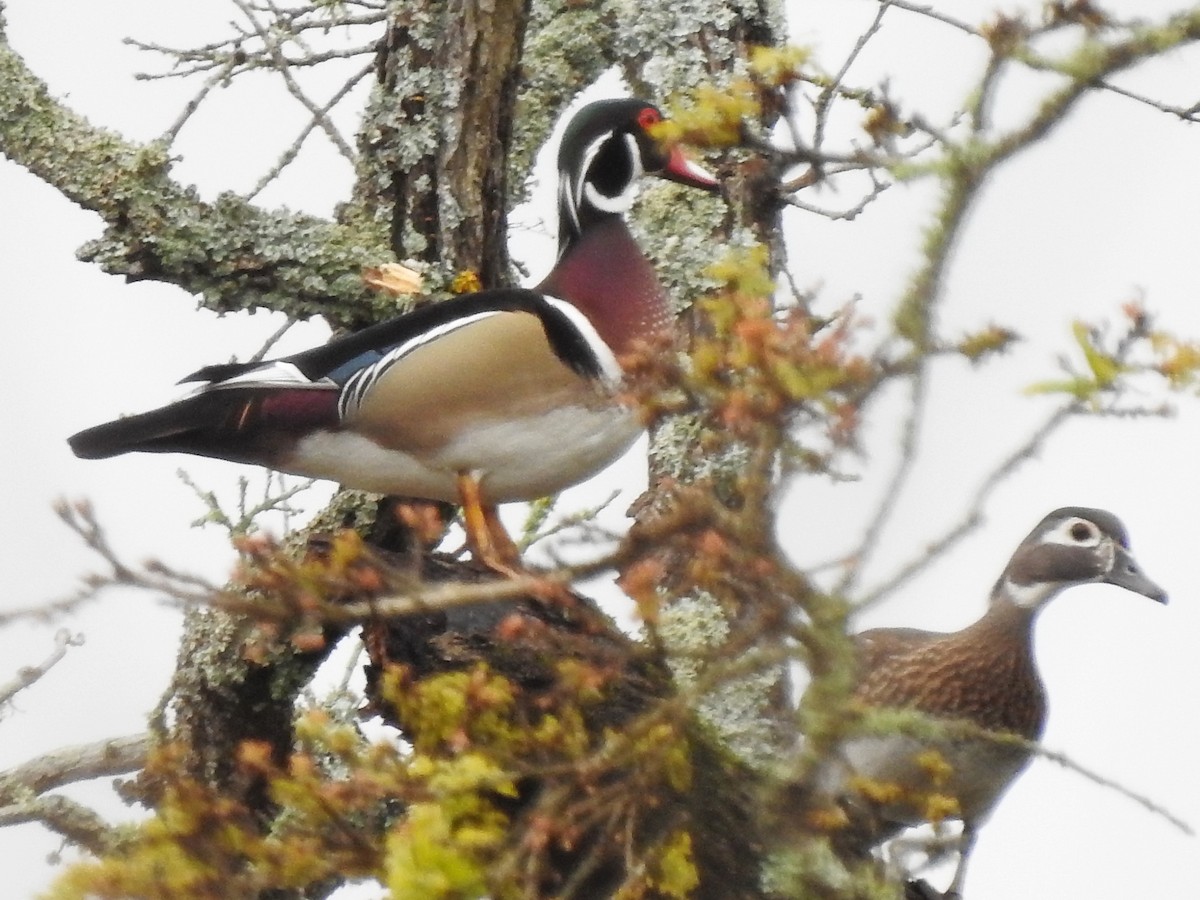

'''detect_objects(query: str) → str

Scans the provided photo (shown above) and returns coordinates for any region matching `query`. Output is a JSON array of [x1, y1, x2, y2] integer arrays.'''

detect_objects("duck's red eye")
[[637, 107, 662, 129]]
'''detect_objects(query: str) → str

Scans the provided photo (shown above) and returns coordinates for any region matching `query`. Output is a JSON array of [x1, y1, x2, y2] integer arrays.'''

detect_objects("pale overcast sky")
[[2, 2, 1198, 898]]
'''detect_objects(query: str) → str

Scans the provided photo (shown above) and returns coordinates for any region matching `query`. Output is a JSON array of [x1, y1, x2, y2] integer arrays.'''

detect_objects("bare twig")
[[247, 316, 299, 363], [855, 403, 1078, 610], [178, 469, 316, 538], [1037, 742, 1193, 836], [245, 58, 373, 199], [942, 718, 1193, 836], [219, 560, 605, 624], [836, 363, 930, 598], [969, 54, 1005, 133], [812, 1, 892, 154], [231, 0, 356, 161], [878, 0, 978, 37], [126, 2, 384, 79], [15, 497, 630, 631], [520, 489, 624, 551], [158, 54, 240, 145], [336, 639, 364, 697], [0, 502, 220, 626], [781, 174, 889, 221], [0, 630, 84, 707], [1092, 78, 1200, 123]]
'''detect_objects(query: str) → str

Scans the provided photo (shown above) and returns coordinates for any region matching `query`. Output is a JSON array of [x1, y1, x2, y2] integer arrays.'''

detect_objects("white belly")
[[287, 403, 641, 502]]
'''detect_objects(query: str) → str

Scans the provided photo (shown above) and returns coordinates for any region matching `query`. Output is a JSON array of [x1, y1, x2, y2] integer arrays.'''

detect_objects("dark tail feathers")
[[68, 393, 237, 460]]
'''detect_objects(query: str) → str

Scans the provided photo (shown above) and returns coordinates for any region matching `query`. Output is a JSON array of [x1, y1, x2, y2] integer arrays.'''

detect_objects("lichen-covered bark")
[[159, 0, 536, 867], [0, 32, 393, 331], [615, 0, 781, 99], [165, 492, 381, 803], [347, 0, 530, 292], [508, 0, 618, 204], [613, 0, 796, 770], [165, 609, 332, 810]]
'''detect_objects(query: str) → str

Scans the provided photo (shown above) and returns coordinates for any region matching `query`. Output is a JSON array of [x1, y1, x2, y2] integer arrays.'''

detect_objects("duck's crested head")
[[556, 98, 718, 232], [995, 506, 1167, 609]]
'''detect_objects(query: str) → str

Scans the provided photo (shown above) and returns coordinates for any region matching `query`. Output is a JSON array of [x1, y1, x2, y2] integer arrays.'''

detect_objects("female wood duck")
[[812, 507, 1166, 898], [69, 98, 718, 567]]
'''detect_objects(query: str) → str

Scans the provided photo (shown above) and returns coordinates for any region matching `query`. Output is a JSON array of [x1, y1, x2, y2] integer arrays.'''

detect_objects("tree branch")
[[0, 794, 115, 853], [0, 734, 149, 800], [0, 733, 149, 852], [0, 31, 392, 329], [231, 0, 357, 160], [0, 629, 83, 706]]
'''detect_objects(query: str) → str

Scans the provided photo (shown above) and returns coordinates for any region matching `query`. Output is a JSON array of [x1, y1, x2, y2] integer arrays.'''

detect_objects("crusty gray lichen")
[[649, 412, 752, 498], [615, 0, 793, 776], [614, 0, 783, 99], [510, 0, 617, 209], [0, 37, 395, 330], [632, 184, 733, 313], [657, 590, 783, 772]]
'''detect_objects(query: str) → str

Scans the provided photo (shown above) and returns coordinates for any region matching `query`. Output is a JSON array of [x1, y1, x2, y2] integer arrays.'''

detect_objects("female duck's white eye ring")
[[1069, 521, 1095, 542], [1043, 517, 1102, 548]]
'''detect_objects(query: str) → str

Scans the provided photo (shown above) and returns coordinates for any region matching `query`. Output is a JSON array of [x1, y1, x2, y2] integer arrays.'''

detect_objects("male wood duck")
[[69, 98, 718, 568], [811, 507, 1166, 898]]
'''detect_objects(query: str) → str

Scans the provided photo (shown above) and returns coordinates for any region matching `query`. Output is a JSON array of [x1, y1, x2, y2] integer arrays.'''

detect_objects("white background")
[[2, 2, 1198, 898]]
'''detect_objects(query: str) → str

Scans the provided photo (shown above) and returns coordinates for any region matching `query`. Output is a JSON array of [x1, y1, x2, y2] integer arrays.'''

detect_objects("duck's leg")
[[456, 472, 522, 572], [941, 823, 976, 899], [903, 823, 975, 900], [455, 474, 583, 611]]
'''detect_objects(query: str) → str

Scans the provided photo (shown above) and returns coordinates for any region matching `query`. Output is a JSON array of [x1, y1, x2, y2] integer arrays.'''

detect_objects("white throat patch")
[[1001, 577, 1063, 610]]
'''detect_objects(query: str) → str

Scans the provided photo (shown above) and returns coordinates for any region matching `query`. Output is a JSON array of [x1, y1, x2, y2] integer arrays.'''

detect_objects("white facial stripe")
[[541, 295, 624, 386], [576, 132, 645, 217], [573, 134, 608, 213], [559, 171, 579, 236], [624, 131, 645, 182], [584, 180, 635, 214]]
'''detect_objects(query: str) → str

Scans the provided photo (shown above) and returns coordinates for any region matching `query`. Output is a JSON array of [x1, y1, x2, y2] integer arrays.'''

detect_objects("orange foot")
[[455, 472, 575, 606]]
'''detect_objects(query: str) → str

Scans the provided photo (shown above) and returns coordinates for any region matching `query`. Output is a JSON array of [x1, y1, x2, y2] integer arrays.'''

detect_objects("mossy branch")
[[0, 31, 392, 329]]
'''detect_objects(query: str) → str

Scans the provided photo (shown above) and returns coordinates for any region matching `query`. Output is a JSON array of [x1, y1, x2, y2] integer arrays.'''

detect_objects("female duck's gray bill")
[[1106, 545, 1168, 603]]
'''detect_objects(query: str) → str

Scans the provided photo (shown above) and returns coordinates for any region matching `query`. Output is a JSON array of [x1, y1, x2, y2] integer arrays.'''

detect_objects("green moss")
[[650, 830, 701, 898], [385, 801, 497, 900]]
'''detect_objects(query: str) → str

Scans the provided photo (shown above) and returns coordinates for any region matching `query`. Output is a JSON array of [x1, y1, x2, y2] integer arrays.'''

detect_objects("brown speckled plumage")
[[811, 507, 1166, 898], [855, 602, 1046, 739]]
